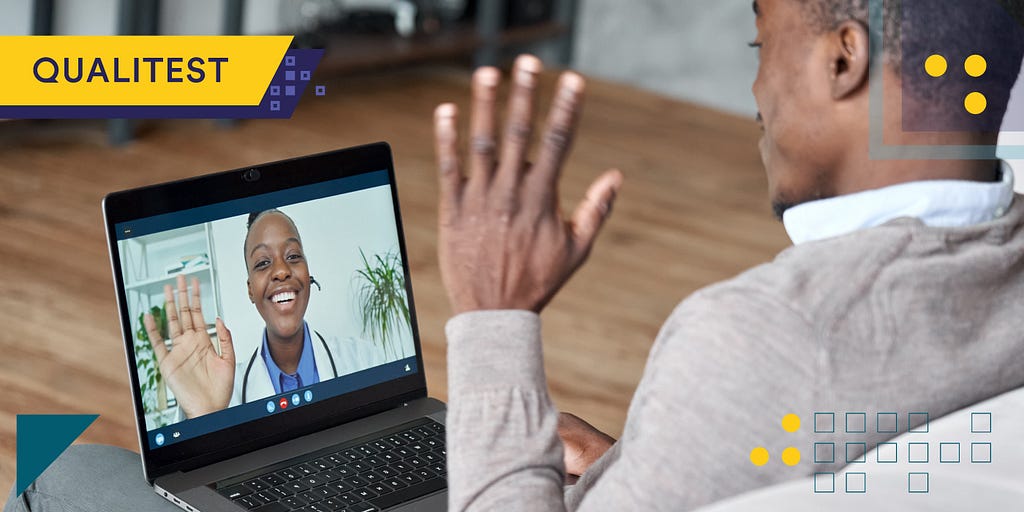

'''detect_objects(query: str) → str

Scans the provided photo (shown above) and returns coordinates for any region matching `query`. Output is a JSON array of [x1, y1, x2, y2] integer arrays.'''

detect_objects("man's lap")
[[4, 444, 178, 512]]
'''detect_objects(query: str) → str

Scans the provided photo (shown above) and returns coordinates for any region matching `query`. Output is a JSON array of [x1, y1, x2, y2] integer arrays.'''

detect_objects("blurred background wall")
[[1, 0, 1020, 178], [2, 0, 1020, 117]]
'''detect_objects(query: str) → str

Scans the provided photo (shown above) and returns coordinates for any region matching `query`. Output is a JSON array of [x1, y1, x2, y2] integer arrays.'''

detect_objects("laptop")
[[103, 142, 447, 512]]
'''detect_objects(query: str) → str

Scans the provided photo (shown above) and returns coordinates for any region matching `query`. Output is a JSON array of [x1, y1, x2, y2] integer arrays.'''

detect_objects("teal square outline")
[[971, 412, 992, 433], [876, 412, 898, 434], [814, 412, 835, 433], [846, 442, 867, 463], [867, 0, 1024, 160], [939, 442, 961, 463], [814, 472, 836, 494], [908, 472, 930, 494], [971, 442, 993, 463], [846, 412, 867, 434], [815, 442, 836, 464], [908, 412, 929, 433], [877, 442, 898, 463], [845, 472, 867, 494], [908, 442, 929, 463]]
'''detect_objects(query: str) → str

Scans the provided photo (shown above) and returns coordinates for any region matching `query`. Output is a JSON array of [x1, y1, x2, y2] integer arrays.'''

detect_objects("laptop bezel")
[[102, 142, 429, 482]]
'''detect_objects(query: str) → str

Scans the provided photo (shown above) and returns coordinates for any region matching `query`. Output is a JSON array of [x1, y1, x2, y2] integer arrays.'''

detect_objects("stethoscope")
[[240, 276, 338, 403]]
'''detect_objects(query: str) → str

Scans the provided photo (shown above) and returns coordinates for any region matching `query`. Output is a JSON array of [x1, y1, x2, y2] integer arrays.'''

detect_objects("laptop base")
[[155, 397, 446, 512]]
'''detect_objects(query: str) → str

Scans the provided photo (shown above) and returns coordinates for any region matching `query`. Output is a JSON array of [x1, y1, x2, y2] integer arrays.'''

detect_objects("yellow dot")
[[781, 414, 801, 433], [782, 447, 801, 466], [965, 92, 987, 115], [925, 54, 948, 77], [750, 447, 770, 466], [965, 54, 987, 78]]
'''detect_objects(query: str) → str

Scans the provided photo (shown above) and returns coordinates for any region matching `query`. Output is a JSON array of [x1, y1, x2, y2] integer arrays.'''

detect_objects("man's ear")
[[829, 20, 870, 100], [247, 279, 254, 303]]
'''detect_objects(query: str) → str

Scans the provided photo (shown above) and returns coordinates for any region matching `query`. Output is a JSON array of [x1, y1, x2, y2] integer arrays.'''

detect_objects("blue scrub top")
[[260, 321, 320, 394]]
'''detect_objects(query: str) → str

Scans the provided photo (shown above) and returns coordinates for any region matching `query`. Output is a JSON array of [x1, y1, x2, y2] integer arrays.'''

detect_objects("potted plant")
[[135, 305, 168, 423], [353, 248, 411, 360]]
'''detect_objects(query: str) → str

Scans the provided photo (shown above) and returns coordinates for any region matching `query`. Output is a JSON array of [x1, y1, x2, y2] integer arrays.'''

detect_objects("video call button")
[[291, 393, 301, 406]]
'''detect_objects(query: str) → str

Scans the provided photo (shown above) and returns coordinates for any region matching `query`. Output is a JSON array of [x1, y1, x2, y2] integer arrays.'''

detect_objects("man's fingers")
[[144, 312, 168, 364], [533, 72, 586, 191], [469, 67, 501, 183], [164, 284, 182, 339], [189, 277, 206, 333], [216, 317, 235, 365], [570, 169, 623, 261], [176, 274, 194, 332], [434, 102, 464, 224], [497, 55, 543, 182]]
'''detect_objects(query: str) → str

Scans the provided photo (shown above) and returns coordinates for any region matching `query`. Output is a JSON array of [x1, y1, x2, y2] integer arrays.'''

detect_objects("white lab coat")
[[169, 327, 395, 421], [231, 327, 395, 405]]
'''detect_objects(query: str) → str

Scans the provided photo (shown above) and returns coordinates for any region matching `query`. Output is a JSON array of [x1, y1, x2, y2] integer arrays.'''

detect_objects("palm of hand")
[[145, 275, 236, 419], [157, 328, 235, 419]]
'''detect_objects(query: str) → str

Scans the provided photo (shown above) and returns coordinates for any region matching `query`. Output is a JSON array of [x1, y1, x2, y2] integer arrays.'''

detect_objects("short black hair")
[[243, 209, 302, 262], [802, 0, 1024, 129], [246, 209, 295, 231]]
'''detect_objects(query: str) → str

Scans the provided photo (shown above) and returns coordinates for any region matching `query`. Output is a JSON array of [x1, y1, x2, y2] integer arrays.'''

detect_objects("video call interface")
[[114, 171, 419, 448]]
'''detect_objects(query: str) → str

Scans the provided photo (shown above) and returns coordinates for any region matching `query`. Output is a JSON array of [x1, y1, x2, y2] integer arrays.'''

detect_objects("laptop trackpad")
[[391, 490, 447, 511]]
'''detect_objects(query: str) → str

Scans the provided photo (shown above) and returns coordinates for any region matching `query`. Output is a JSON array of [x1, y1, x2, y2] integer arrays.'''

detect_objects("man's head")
[[752, 0, 1024, 218], [244, 209, 311, 342]]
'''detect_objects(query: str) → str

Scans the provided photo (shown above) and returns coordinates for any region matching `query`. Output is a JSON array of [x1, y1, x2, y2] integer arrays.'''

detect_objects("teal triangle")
[[16, 414, 98, 497]]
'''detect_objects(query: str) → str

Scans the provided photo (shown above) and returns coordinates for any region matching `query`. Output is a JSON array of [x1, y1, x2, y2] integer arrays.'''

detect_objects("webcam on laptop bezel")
[[242, 168, 261, 182]]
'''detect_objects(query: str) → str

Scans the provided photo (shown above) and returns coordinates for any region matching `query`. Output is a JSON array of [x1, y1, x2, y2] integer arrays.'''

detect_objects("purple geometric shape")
[[269, 85, 280, 96], [270, 101, 280, 112], [301, 70, 311, 81], [315, 85, 326, 96], [285, 55, 295, 66], [285, 70, 295, 81], [285, 85, 296, 97]]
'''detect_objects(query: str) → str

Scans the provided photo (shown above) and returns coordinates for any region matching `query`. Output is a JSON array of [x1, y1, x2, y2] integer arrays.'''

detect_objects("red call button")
[[278, 397, 289, 409]]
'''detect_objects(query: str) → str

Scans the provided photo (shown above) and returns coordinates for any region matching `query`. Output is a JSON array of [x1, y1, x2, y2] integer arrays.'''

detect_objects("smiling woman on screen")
[[143, 209, 341, 419]]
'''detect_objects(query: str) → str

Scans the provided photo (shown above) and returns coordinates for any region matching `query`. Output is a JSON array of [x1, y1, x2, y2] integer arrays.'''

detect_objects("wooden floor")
[[0, 65, 790, 493]]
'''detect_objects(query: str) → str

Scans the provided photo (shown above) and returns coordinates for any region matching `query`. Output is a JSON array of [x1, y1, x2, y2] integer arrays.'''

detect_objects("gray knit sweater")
[[444, 194, 1024, 511]]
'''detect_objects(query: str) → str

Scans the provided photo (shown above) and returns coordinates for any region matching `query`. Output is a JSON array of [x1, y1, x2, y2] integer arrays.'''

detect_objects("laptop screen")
[[112, 169, 419, 450]]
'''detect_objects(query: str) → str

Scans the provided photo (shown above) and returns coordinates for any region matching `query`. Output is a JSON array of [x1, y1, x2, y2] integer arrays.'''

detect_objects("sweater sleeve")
[[445, 310, 564, 511], [444, 284, 818, 511]]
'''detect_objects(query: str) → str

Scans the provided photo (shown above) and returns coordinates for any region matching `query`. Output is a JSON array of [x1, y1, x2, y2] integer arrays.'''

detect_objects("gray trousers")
[[4, 445, 179, 512]]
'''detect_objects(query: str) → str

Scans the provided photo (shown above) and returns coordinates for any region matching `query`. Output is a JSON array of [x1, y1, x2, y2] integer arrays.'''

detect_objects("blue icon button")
[[266, 400, 276, 413], [155, 433, 165, 446], [304, 390, 313, 402], [291, 393, 301, 406]]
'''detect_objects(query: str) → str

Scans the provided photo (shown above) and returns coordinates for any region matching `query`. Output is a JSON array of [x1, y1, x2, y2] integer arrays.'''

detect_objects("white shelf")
[[125, 264, 213, 293], [126, 225, 204, 245]]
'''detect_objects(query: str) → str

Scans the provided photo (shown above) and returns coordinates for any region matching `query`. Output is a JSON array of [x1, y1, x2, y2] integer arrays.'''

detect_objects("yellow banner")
[[0, 36, 293, 106]]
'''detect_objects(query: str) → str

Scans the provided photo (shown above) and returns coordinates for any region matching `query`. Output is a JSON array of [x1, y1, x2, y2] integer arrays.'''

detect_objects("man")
[[434, 0, 1024, 510]]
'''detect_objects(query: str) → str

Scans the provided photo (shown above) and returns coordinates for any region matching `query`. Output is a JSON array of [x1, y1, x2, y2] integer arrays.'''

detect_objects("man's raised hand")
[[433, 54, 623, 314]]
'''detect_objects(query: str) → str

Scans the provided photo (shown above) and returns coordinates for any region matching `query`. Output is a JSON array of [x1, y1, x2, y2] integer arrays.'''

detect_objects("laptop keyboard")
[[215, 418, 446, 512]]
